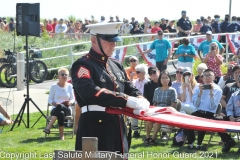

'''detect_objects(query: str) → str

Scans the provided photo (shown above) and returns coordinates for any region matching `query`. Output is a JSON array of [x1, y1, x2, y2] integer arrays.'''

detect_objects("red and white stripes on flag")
[[136, 41, 175, 66], [111, 47, 127, 62], [226, 33, 240, 55]]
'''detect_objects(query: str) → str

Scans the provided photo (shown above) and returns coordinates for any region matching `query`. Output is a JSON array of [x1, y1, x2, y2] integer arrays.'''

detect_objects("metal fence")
[[19, 32, 235, 72]]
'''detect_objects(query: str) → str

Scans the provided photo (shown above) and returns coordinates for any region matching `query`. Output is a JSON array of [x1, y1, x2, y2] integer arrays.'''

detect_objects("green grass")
[[1, 112, 240, 160]]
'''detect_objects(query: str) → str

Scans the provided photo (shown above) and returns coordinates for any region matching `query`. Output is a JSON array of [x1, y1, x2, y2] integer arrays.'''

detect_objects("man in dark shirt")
[[227, 16, 240, 33], [177, 10, 192, 37], [166, 20, 177, 33], [130, 21, 144, 35], [212, 14, 221, 33], [200, 19, 212, 34], [160, 18, 167, 31], [82, 18, 91, 33], [130, 17, 136, 28], [220, 14, 230, 43], [237, 17, 240, 25], [220, 65, 240, 115], [143, 66, 160, 145]]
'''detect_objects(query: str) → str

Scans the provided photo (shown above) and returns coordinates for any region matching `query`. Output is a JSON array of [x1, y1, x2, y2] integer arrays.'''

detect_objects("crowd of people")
[[1, 10, 240, 38], [127, 54, 240, 153]]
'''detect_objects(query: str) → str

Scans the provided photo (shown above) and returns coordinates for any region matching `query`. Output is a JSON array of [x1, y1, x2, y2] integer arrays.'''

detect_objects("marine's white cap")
[[86, 22, 123, 42]]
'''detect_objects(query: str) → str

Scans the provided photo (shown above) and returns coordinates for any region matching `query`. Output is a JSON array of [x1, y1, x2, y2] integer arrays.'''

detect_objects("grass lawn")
[[0, 112, 239, 160]]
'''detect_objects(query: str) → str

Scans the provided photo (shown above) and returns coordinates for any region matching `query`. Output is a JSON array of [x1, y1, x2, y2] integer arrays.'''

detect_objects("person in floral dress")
[[202, 42, 223, 84]]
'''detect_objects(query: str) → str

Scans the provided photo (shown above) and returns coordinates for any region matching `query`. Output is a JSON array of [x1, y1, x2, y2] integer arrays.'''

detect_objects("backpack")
[[172, 128, 186, 146]]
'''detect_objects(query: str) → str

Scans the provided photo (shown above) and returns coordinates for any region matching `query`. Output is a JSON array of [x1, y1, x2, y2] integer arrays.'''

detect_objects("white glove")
[[126, 96, 150, 111]]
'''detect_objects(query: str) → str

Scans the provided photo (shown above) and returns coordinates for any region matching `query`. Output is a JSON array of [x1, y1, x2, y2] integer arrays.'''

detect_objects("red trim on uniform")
[[95, 88, 128, 100], [77, 66, 90, 78], [95, 88, 107, 97]]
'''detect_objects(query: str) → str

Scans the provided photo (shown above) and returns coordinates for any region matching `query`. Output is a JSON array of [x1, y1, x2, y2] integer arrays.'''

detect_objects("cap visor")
[[102, 36, 122, 42]]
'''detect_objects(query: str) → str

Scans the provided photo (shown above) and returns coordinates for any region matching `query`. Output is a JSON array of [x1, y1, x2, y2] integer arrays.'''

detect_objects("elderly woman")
[[175, 38, 196, 69], [44, 68, 75, 140], [131, 64, 149, 138], [195, 63, 208, 84], [202, 42, 223, 84], [0, 104, 13, 126]]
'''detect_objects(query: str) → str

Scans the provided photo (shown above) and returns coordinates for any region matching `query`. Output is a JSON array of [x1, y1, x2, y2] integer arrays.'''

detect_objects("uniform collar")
[[88, 48, 108, 63]]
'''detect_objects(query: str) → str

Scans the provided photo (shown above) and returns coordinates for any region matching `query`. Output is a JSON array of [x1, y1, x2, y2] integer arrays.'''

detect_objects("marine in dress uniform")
[[71, 22, 149, 155]]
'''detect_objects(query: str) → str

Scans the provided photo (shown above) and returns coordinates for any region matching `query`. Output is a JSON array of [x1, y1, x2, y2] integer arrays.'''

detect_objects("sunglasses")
[[183, 73, 191, 77], [136, 71, 141, 74], [60, 73, 68, 77], [149, 71, 156, 75], [130, 59, 137, 62], [176, 71, 183, 75], [158, 33, 163, 35]]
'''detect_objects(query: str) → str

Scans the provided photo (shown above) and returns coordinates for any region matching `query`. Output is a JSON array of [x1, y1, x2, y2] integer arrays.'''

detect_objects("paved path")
[[0, 80, 58, 117]]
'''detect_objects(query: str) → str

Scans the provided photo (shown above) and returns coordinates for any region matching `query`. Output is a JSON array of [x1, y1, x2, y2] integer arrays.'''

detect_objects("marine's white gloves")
[[126, 96, 150, 111]]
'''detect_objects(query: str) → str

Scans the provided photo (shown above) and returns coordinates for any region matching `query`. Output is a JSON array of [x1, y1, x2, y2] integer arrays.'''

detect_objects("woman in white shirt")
[[44, 68, 75, 140], [180, 67, 199, 115]]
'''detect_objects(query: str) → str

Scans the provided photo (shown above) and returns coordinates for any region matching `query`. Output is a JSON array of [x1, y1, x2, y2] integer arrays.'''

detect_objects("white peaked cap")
[[86, 22, 123, 35]]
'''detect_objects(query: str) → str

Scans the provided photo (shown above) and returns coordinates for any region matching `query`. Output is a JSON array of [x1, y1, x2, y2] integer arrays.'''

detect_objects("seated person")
[[186, 69, 222, 150], [172, 67, 184, 100], [0, 104, 13, 126], [220, 65, 240, 116], [44, 68, 75, 140], [180, 67, 199, 114], [144, 67, 160, 144], [218, 64, 236, 90], [195, 63, 208, 84], [218, 89, 240, 153], [131, 64, 149, 138], [146, 71, 177, 144], [125, 56, 139, 81]]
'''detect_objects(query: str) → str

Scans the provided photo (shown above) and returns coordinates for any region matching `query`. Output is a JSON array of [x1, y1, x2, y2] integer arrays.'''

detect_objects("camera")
[[203, 84, 212, 90], [211, 46, 215, 51]]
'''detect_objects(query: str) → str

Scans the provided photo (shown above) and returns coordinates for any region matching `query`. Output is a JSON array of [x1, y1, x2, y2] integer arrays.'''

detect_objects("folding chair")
[[159, 99, 182, 144], [204, 104, 223, 150], [45, 103, 75, 138]]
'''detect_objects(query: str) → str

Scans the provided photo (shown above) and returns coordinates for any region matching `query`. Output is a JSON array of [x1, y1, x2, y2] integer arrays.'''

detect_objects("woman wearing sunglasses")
[[180, 67, 199, 114], [44, 68, 75, 140], [202, 42, 223, 84], [171, 67, 184, 100], [131, 64, 149, 137]]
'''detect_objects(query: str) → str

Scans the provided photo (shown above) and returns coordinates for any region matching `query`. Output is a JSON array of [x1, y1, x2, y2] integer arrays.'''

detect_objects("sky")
[[1, 0, 240, 22]]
